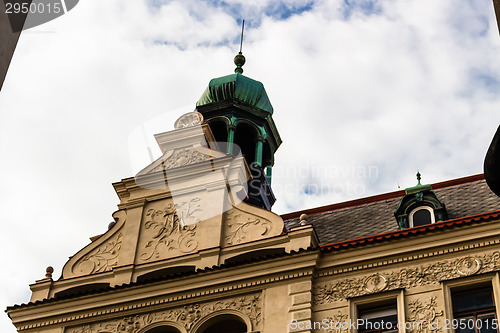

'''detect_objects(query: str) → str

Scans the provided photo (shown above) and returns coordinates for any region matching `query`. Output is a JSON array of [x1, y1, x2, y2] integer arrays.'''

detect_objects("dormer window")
[[409, 206, 435, 227], [394, 172, 447, 229]]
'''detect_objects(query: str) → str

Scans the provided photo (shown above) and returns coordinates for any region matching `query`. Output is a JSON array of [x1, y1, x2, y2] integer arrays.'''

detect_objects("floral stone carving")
[[73, 232, 122, 275], [224, 209, 273, 246], [65, 293, 262, 333], [140, 198, 201, 261], [313, 251, 500, 304], [325, 311, 349, 333], [149, 150, 211, 172], [407, 296, 443, 333]]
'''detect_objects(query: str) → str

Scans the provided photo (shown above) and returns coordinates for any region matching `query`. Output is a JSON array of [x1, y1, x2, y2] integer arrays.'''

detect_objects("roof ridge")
[[280, 173, 485, 220]]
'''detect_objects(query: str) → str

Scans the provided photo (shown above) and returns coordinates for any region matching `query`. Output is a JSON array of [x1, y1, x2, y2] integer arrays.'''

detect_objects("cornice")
[[316, 232, 500, 278], [8, 251, 319, 331]]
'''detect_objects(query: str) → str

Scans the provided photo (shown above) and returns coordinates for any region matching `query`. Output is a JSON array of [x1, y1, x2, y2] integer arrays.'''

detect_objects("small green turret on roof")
[[195, 45, 281, 210], [196, 44, 273, 114]]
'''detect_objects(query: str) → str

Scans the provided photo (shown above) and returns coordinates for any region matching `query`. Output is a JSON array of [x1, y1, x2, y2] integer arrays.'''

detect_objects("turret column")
[[255, 136, 265, 167], [266, 165, 272, 185], [226, 124, 236, 155]]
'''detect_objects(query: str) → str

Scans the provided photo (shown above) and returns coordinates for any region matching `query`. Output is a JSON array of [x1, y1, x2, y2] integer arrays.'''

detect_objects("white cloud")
[[1, 0, 500, 331]]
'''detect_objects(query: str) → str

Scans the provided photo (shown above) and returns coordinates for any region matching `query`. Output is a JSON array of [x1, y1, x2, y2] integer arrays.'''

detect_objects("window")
[[452, 287, 498, 333], [409, 206, 435, 227], [358, 303, 398, 333]]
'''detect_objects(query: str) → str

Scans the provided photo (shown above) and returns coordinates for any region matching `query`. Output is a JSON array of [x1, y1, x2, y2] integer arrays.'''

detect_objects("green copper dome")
[[196, 73, 274, 114]]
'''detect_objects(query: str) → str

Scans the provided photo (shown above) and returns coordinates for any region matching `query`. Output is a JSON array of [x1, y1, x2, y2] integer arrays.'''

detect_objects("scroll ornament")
[[73, 232, 123, 275], [140, 198, 201, 261], [224, 209, 273, 245]]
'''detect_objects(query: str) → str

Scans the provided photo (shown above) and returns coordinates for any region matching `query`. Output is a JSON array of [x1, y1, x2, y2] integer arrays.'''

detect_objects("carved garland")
[[73, 232, 123, 275], [140, 198, 201, 261], [65, 293, 262, 333], [313, 251, 500, 304]]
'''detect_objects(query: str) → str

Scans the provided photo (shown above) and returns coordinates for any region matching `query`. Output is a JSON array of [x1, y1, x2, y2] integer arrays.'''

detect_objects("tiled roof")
[[320, 210, 500, 251], [283, 174, 500, 245]]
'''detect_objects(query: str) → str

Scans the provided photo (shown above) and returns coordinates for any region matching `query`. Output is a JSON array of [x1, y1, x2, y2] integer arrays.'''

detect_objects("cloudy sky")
[[1, 0, 500, 331]]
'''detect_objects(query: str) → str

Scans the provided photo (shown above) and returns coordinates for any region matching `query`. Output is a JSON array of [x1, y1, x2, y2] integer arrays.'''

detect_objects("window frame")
[[443, 273, 500, 333], [452, 287, 497, 333], [409, 206, 435, 227], [349, 289, 406, 333]]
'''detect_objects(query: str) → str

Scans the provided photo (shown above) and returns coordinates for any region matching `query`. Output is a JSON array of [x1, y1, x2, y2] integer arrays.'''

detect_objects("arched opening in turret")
[[234, 122, 258, 166], [262, 142, 272, 167], [198, 314, 248, 333], [207, 118, 228, 149]]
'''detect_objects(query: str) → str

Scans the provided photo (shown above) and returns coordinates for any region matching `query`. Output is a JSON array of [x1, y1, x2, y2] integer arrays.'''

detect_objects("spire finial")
[[416, 171, 421, 185], [234, 20, 246, 74]]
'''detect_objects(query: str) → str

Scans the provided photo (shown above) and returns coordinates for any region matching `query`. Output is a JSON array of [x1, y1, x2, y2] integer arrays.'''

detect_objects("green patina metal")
[[196, 73, 274, 115], [404, 171, 432, 194]]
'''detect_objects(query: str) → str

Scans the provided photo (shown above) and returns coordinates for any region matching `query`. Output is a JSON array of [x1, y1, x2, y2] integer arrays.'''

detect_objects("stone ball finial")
[[234, 52, 245, 74], [45, 266, 54, 279], [299, 213, 309, 226]]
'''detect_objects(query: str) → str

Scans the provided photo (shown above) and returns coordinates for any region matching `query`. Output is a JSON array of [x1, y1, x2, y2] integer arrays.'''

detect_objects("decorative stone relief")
[[72, 232, 122, 275], [325, 311, 349, 333], [149, 150, 211, 173], [407, 296, 443, 333], [456, 257, 481, 276], [65, 293, 262, 333], [174, 112, 203, 129], [140, 198, 201, 261], [364, 274, 387, 293], [313, 251, 500, 304], [224, 209, 273, 246]]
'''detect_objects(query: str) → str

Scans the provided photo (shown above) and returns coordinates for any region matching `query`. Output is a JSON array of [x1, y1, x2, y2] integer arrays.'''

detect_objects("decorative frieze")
[[313, 251, 500, 304], [65, 293, 261, 333]]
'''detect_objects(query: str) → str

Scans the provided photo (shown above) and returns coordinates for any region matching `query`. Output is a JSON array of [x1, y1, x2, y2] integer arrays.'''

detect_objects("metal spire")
[[234, 20, 246, 74]]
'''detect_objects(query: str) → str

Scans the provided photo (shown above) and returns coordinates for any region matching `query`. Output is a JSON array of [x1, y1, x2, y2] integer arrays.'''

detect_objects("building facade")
[[7, 54, 500, 333]]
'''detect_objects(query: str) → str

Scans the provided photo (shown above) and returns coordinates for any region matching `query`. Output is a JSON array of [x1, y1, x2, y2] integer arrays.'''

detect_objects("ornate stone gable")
[[313, 251, 500, 304], [65, 293, 262, 333]]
